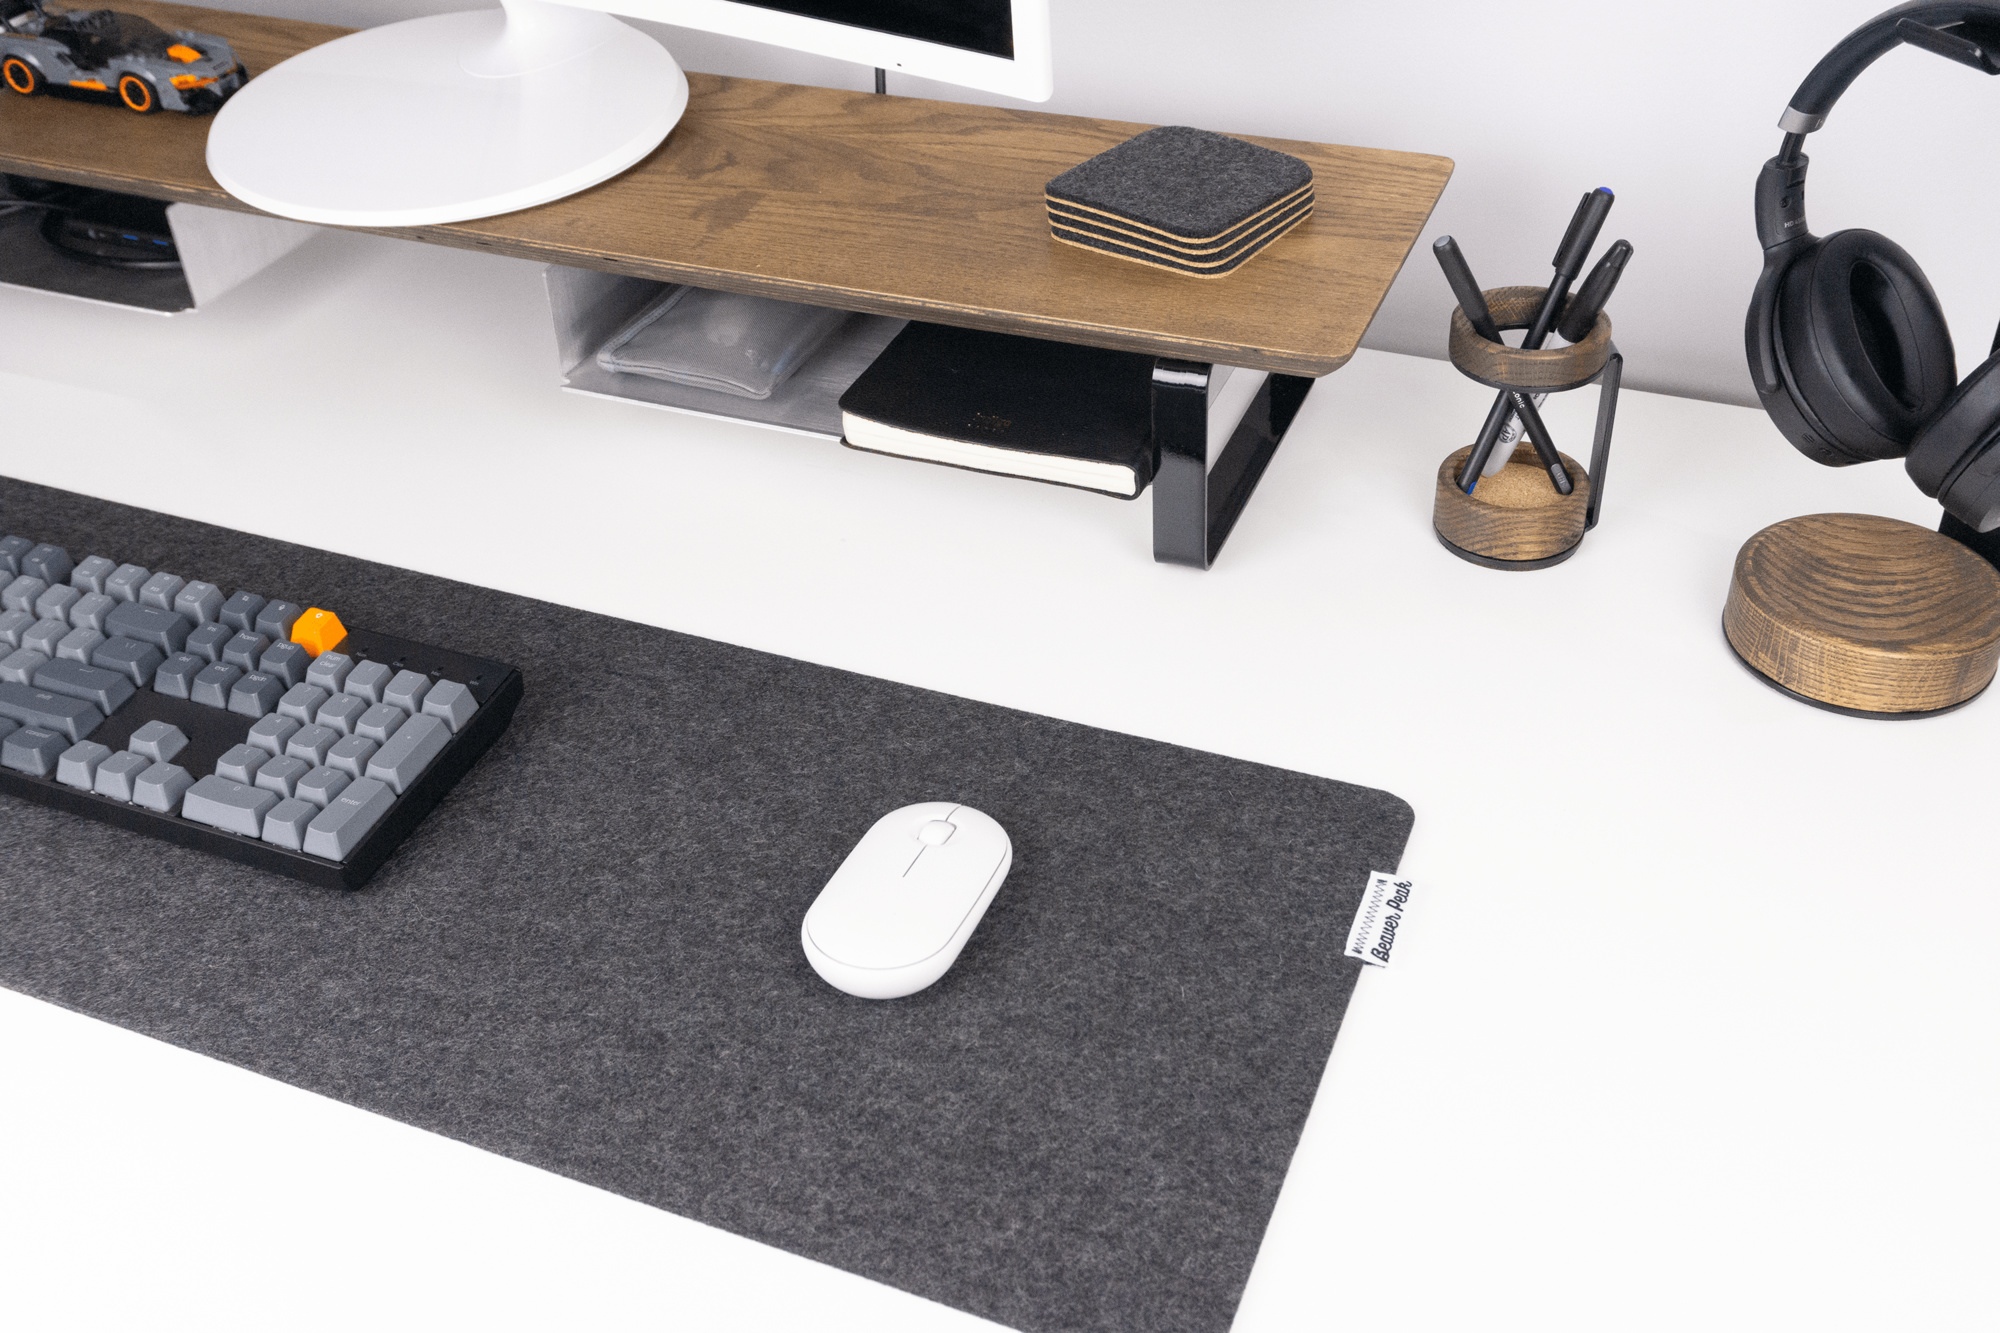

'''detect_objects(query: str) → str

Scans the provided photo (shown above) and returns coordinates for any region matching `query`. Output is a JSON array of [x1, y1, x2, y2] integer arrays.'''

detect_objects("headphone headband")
[[1755, 2, 2000, 250], [1779, 1, 2000, 133]]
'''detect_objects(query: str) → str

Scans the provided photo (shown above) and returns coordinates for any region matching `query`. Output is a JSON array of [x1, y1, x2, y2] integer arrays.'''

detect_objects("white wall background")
[[200, 0, 2000, 406]]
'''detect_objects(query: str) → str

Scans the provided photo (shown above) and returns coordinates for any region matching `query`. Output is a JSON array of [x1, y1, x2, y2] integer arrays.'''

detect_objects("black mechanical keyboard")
[[0, 533, 522, 889]]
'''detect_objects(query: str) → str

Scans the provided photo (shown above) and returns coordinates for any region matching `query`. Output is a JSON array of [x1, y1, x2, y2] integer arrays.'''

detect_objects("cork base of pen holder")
[[1433, 442, 1593, 569], [1724, 513, 2000, 716]]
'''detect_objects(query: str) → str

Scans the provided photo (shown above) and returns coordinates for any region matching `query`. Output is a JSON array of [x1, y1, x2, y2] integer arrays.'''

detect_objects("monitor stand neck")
[[462, 0, 622, 78]]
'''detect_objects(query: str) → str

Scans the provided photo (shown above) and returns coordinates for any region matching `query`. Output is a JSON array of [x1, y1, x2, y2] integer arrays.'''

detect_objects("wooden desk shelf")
[[0, 1, 1451, 565]]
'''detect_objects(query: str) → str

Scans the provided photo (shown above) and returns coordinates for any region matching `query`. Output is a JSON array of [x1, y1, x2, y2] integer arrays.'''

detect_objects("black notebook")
[[839, 323, 1156, 497]]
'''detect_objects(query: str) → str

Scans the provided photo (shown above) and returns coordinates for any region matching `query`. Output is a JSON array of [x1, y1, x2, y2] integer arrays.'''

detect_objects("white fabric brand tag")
[[1344, 871, 1416, 968]]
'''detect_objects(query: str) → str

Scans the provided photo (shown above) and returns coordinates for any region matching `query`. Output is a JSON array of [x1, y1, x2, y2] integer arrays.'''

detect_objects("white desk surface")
[[2, 232, 1994, 1332]]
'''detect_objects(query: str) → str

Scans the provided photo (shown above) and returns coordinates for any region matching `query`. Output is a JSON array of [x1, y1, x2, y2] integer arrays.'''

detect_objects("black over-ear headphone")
[[1747, 2, 2000, 532]]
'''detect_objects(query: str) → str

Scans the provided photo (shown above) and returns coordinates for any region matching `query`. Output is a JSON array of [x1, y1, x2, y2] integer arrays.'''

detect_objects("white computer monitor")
[[205, 0, 1052, 228], [636, 1, 1051, 101]]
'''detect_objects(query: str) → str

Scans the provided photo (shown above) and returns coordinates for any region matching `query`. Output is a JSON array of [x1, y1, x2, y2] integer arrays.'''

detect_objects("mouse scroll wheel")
[[916, 820, 956, 847]]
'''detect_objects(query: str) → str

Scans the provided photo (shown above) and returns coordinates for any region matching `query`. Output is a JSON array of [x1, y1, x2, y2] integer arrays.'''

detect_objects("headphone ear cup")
[[1909, 350, 2000, 531], [1777, 229, 1957, 462]]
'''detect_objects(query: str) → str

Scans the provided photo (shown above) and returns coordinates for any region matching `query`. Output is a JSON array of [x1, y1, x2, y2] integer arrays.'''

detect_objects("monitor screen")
[[735, 1, 1012, 60]]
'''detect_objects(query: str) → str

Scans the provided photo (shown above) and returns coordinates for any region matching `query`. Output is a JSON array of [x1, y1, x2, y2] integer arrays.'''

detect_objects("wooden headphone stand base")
[[1723, 513, 2000, 717]]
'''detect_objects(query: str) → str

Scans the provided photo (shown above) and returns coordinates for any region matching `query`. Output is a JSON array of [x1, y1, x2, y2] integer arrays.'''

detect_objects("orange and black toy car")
[[1, 0, 244, 114]]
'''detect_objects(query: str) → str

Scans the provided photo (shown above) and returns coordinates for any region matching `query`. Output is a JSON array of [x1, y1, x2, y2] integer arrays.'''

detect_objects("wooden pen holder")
[[1433, 286, 1622, 569], [1435, 441, 1591, 568]]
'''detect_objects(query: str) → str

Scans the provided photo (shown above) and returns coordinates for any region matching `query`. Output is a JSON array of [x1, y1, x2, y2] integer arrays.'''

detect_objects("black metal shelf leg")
[[1151, 358, 1315, 568]]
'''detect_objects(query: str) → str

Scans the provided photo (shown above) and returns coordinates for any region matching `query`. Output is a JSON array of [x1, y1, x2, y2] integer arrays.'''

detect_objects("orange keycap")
[[291, 607, 347, 657]]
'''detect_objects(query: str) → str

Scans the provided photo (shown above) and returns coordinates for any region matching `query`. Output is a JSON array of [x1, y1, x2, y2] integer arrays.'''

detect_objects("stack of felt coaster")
[[1046, 125, 1315, 278]]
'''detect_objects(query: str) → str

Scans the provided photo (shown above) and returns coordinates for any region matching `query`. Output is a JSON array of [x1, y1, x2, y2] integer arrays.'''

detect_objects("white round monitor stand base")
[[206, 0, 688, 227]]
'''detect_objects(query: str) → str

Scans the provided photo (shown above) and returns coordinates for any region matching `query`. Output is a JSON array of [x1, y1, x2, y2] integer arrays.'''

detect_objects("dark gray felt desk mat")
[[0, 476, 1413, 1333]]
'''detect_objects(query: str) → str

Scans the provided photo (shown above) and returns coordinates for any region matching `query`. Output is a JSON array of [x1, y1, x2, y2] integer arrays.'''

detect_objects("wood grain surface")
[[1448, 286, 1610, 392], [1433, 442, 1590, 563], [1724, 513, 2000, 714], [0, 0, 1452, 376]]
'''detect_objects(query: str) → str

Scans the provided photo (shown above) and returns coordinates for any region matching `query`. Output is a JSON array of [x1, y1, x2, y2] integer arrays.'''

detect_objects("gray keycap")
[[22, 543, 70, 585], [259, 640, 310, 688], [94, 750, 150, 801], [104, 602, 190, 654], [255, 753, 311, 799], [140, 572, 187, 612], [183, 774, 281, 836], [295, 765, 352, 809], [0, 608, 32, 650], [302, 776, 395, 860], [344, 659, 392, 704], [55, 627, 105, 665], [219, 591, 267, 633], [2, 725, 65, 777], [278, 683, 330, 724], [174, 581, 224, 625], [70, 555, 117, 595], [0, 535, 28, 577], [222, 635, 270, 674], [355, 702, 406, 743], [35, 584, 79, 624], [139, 572, 185, 611], [324, 733, 378, 779], [0, 679, 102, 741], [190, 661, 244, 708], [305, 651, 353, 694], [214, 743, 270, 784], [56, 740, 112, 790], [229, 671, 284, 718], [33, 658, 135, 714], [149, 651, 201, 697], [185, 621, 232, 663], [0, 716, 14, 744], [3, 575, 48, 614], [382, 669, 431, 716], [254, 600, 304, 641], [90, 638, 164, 688], [68, 591, 116, 635], [365, 713, 448, 794], [421, 680, 477, 734], [315, 692, 367, 736], [127, 720, 188, 763], [0, 648, 50, 685], [246, 714, 302, 755], [286, 723, 339, 767], [133, 761, 194, 813], [104, 563, 149, 603], [261, 797, 318, 851], [22, 619, 66, 657]]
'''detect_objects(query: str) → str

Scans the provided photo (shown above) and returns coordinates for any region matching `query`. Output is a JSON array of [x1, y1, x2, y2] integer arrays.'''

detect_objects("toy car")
[[0, 0, 244, 114]]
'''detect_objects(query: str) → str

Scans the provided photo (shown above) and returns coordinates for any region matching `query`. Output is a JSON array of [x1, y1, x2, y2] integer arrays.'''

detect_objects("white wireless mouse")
[[802, 802, 1012, 999]]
